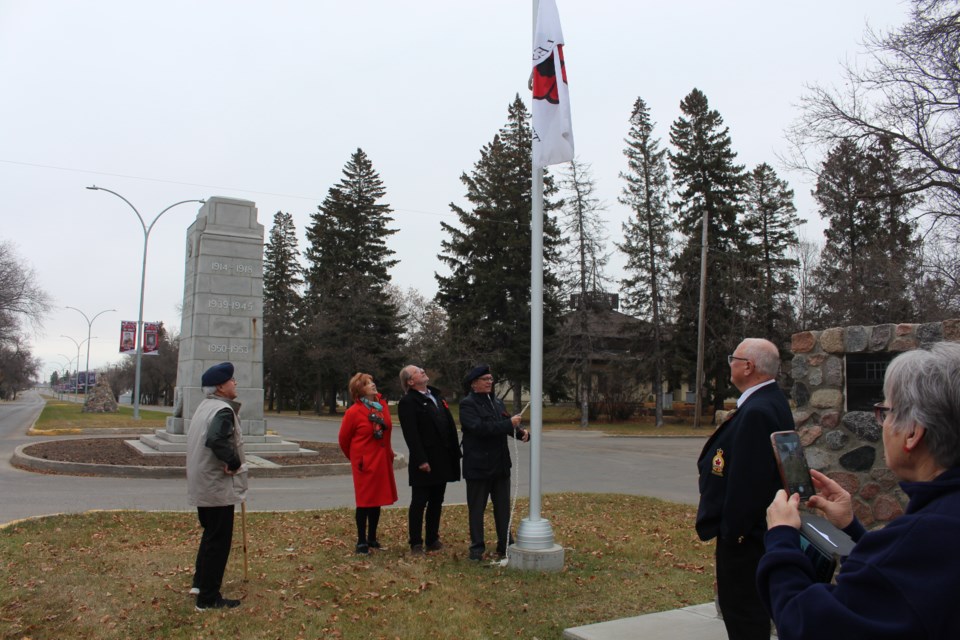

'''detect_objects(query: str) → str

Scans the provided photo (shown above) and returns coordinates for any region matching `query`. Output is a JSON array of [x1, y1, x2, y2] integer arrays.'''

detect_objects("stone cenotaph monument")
[[136, 197, 298, 455]]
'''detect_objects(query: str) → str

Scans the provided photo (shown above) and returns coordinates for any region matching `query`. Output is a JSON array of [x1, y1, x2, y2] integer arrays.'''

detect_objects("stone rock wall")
[[789, 319, 960, 527]]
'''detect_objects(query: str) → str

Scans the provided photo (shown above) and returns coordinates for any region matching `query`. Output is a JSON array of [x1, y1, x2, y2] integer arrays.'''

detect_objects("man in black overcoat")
[[696, 338, 796, 640], [397, 365, 462, 553]]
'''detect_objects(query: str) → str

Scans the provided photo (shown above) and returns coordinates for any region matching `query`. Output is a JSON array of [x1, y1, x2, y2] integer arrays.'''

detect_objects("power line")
[[0, 158, 456, 219]]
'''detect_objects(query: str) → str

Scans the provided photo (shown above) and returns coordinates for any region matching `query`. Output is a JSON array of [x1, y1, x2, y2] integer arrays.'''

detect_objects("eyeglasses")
[[477, 375, 494, 382], [727, 355, 750, 366], [873, 403, 891, 426]]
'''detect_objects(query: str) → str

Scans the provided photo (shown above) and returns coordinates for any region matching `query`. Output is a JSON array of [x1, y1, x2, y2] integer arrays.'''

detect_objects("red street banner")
[[143, 322, 160, 356], [119, 321, 137, 354], [531, 0, 574, 167]]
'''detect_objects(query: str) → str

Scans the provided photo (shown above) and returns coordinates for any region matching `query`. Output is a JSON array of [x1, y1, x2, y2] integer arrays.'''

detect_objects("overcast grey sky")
[[0, 0, 908, 378]]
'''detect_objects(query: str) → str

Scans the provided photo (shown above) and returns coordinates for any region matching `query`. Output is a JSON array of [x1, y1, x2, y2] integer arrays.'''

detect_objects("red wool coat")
[[338, 397, 398, 508]]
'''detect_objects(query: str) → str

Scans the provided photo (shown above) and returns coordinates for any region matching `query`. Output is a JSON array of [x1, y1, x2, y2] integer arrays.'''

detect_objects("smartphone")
[[770, 430, 815, 501]]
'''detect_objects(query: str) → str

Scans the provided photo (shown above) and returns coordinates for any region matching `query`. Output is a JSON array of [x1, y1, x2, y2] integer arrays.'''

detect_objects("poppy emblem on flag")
[[532, 44, 567, 105], [531, 0, 574, 167]]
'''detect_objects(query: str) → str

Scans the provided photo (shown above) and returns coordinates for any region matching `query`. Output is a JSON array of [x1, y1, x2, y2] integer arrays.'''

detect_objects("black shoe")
[[355, 542, 370, 554], [469, 549, 484, 561], [426, 540, 444, 552], [368, 539, 383, 550], [195, 597, 241, 612], [410, 543, 424, 555]]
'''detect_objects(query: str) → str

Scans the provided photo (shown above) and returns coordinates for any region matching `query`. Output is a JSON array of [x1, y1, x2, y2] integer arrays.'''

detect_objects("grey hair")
[[399, 365, 415, 389], [202, 385, 218, 395], [884, 341, 960, 469], [739, 338, 781, 377]]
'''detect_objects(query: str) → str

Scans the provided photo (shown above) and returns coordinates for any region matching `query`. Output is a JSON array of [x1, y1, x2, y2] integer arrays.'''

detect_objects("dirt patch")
[[21, 438, 344, 467]]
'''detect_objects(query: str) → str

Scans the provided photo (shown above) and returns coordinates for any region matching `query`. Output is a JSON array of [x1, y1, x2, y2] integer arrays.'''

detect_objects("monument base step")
[[129, 430, 317, 456]]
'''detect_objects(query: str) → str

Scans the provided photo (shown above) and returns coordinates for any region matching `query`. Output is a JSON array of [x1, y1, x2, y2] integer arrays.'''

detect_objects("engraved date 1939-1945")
[[207, 298, 255, 311]]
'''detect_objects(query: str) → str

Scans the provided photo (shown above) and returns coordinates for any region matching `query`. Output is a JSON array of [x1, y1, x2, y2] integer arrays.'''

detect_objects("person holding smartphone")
[[758, 342, 960, 639], [697, 338, 795, 640]]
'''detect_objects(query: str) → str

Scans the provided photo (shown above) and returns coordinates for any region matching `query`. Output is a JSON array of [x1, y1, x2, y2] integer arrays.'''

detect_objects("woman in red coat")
[[338, 372, 398, 554]]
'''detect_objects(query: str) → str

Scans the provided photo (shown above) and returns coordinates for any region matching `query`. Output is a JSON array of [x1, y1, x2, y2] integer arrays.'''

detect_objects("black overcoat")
[[397, 386, 462, 487]]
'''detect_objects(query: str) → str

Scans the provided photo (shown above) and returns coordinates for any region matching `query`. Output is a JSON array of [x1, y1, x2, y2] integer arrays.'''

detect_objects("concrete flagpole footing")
[[507, 543, 564, 571]]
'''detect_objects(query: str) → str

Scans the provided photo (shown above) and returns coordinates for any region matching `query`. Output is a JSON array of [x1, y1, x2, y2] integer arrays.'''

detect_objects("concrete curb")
[[11, 443, 407, 479]]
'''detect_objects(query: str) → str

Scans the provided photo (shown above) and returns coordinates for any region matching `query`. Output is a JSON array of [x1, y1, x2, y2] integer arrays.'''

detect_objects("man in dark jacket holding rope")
[[459, 364, 529, 561]]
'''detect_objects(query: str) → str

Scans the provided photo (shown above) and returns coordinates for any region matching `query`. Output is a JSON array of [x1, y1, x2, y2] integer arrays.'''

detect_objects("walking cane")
[[241, 501, 249, 582]]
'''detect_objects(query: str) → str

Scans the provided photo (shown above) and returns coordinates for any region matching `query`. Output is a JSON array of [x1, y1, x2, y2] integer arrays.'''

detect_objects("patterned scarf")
[[360, 396, 383, 412]]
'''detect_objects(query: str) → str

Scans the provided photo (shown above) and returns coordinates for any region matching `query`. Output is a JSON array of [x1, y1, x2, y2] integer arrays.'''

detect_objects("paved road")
[[0, 390, 706, 525]]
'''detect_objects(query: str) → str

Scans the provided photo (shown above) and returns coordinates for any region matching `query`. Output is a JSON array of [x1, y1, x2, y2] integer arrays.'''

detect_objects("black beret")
[[202, 362, 234, 387], [463, 364, 491, 389]]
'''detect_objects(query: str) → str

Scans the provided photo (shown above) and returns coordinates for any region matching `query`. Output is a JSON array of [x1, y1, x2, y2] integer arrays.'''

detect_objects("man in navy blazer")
[[696, 338, 795, 640]]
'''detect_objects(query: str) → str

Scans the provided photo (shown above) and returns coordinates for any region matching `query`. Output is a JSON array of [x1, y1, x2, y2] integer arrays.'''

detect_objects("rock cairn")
[[82, 376, 119, 413]]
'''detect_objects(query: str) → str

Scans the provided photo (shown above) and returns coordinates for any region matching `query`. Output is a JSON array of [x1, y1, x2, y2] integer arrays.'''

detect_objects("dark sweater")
[[757, 466, 960, 639]]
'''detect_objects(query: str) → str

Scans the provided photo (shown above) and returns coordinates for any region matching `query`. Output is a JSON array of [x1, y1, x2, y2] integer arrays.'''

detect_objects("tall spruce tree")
[[557, 158, 609, 427], [435, 95, 564, 408], [669, 88, 748, 411], [303, 148, 404, 413], [618, 96, 673, 427], [263, 211, 306, 411], [813, 138, 921, 325], [741, 163, 801, 341]]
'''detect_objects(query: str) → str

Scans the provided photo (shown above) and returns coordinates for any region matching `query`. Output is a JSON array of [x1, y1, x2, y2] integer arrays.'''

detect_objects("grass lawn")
[[32, 399, 169, 433], [32, 395, 718, 437], [0, 494, 714, 639]]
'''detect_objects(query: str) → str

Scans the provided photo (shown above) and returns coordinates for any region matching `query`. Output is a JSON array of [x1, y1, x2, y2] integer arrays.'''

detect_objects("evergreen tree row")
[[262, 90, 951, 417]]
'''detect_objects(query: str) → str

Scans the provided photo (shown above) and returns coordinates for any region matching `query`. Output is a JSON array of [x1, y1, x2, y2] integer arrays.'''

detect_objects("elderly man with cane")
[[186, 361, 248, 611]]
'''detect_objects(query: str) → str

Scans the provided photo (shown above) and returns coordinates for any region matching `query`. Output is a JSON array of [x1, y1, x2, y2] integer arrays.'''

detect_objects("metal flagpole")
[[693, 210, 709, 428], [513, 0, 560, 564]]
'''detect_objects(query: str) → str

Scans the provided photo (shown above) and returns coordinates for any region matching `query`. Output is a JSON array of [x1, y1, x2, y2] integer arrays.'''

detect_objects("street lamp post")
[[55, 354, 74, 400], [65, 308, 115, 397], [87, 186, 204, 419], [60, 335, 92, 403]]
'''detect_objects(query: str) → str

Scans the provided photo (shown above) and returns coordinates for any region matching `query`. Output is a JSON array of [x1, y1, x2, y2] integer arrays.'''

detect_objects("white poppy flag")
[[531, 0, 574, 167]]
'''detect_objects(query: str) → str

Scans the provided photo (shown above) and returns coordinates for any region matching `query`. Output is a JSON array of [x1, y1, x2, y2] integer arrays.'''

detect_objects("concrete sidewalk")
[[563, 603, 776, 639]]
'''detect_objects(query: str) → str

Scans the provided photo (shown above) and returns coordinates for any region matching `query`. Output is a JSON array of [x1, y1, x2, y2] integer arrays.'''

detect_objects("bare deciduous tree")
[[0, 240, 50, 343], [785, 0, 960, 222]]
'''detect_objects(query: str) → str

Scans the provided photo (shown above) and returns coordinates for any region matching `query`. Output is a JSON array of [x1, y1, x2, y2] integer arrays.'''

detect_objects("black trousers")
[[195, 505, 235, 604], [466, 476, 511, 554], [409, 483, 447, 547], [715, 536, 771, 640], [355, 506, 381, 544]]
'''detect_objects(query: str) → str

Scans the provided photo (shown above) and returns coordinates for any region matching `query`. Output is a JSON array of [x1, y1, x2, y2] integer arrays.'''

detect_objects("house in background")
[[556, 291, 690, 419]]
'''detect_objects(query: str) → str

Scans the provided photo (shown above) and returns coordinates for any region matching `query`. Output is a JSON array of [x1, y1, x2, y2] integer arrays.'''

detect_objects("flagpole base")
[[515, 515, 555, 549], [506, 542, 564, 572]]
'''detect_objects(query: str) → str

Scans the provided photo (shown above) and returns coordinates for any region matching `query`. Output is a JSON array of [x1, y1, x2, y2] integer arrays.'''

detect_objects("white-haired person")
[[759, 341, 960, 639]]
